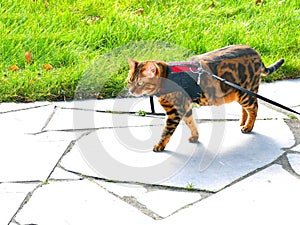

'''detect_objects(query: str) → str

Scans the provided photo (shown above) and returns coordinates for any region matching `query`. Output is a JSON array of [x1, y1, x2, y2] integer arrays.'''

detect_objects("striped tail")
[[261, 58, 284, 75]]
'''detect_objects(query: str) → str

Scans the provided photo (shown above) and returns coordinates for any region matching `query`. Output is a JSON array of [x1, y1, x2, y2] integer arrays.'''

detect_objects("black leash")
[[195, 68, 300, 116], [149, 68, 300, 116]]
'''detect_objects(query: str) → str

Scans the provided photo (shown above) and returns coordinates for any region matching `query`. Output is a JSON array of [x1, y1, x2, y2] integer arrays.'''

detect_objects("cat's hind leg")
[[182, 109, 199, 143], [240, 107, 248, 126], [239, 98, 258, 133]]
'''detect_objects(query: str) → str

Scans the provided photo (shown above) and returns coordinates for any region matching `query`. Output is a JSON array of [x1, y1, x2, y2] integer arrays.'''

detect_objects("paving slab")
[[0, 132, 70, 182], [95, 180, 201, 218], [287, 153, 300, 175], [163, 165, 300, 225], [60, 118, 293, 192], [161, 119, 293, 191], [0, 104, 55, 133], [0, 182, 38, 225], [15, 179, 154, 225], [259, 79, 300, 108], [291, 144, 300, 152]]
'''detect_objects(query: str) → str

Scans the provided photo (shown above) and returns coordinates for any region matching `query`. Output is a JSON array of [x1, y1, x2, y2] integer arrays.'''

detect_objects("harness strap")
[[150, 95, 155, 113], [156, 62, 202, 100]]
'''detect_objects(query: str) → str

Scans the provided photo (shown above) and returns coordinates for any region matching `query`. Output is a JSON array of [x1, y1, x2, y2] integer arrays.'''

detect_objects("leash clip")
[[189, 67, 202, 85]]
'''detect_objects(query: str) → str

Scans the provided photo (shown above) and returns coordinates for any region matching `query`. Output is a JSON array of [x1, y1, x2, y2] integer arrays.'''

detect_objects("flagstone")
[[163, 165, 300, 225], [287, 153, 300, 175], [60, 119, 293, 192], [15, 180, 153, 225]]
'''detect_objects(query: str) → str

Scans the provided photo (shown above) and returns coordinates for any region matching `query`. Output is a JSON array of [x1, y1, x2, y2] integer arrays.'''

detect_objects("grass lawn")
[[0, 0, 299, 102]]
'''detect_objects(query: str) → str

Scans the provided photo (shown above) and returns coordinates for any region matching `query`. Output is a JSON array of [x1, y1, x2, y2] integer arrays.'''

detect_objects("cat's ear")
[[144, 62, 158, 78], [127, 57, 138, 71]]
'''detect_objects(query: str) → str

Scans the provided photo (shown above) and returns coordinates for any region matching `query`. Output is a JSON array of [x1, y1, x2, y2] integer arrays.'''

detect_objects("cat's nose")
[[129, 87, 136, 95]]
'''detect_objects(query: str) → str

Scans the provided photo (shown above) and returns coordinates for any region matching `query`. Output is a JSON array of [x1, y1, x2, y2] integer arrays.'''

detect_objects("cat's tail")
[[261, 58, 284, 75]]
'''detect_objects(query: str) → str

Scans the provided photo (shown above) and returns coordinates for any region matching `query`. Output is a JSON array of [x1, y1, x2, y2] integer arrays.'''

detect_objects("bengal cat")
[[127, 45, 284, 151]]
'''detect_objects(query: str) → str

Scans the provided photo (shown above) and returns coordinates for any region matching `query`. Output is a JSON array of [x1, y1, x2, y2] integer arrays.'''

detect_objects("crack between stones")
[[44, 140, 77, 182], [0, 103, 51, 115], [44, 129, 92, 181], [58, 105, 166, 117], [0, 180, 42, 185], [40, 105, 58, 132], [11, 219, 21, 225]]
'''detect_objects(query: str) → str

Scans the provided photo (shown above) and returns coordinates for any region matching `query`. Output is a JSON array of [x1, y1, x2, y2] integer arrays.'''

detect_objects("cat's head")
[[126, 58, 167, 96]]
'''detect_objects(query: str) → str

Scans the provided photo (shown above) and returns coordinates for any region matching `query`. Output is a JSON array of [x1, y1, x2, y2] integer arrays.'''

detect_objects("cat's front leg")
[[153, 93, 187, 152], [153, 112, 181, 152], [153, 112, 181, 151]]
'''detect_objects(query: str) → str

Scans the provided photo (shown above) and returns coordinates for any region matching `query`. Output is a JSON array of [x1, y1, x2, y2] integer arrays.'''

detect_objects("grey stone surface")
[[291, 144, 300, 152], [2, 79, 300, 224], [94, 180, 201, 218], [0, 133, 70, 182], [15, 180, 153, 225], [163, 165, 300, 225], [0, 183, 38, 225], [0, 104, 55, 133], [60, 119, 293, 191], [136, 190, 201, 218], [259, 79, 300, 108], [163, 119, 293, 191]]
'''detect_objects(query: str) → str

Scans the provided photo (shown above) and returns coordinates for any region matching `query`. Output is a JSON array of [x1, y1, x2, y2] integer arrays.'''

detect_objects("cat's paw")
[[153, 144, 165, 152], [188, 135, 199, 143], [241, 126, 253, 133]]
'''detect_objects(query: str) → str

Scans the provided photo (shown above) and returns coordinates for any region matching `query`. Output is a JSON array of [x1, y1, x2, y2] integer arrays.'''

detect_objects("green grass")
[[0, 0, 299, 102]]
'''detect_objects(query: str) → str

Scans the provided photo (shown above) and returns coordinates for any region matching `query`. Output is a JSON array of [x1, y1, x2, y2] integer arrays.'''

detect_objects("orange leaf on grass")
[[43, 64, 53, 70], [25, 51, 33, 64], [9, 65, 20, 71]]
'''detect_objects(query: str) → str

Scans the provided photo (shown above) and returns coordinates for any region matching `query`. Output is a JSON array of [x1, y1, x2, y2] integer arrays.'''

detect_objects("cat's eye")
[[137, 81, 143, 86]]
